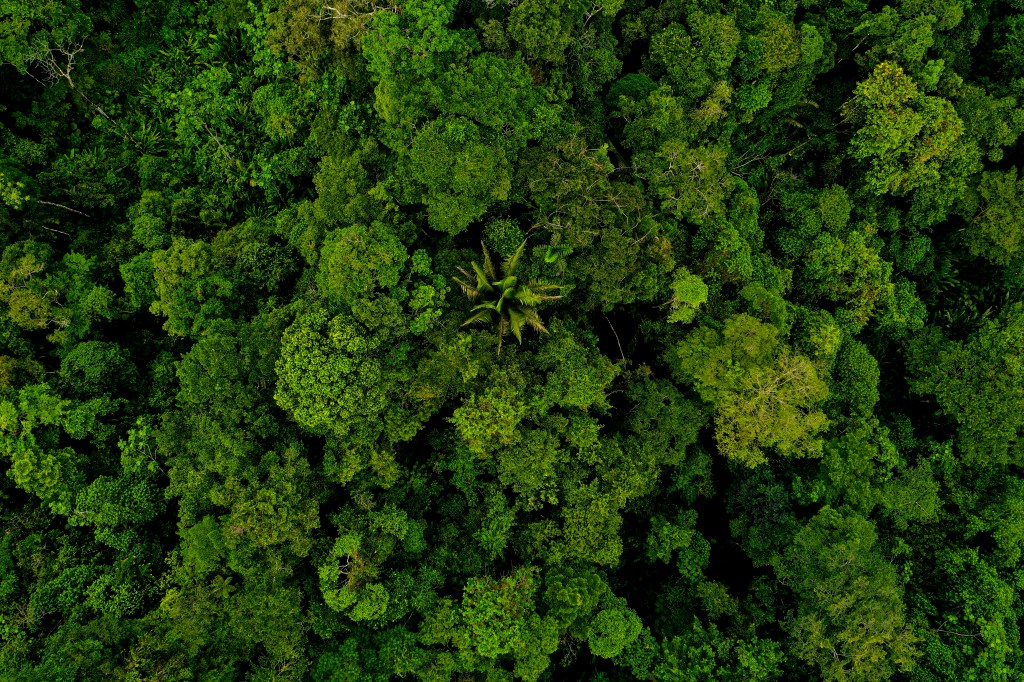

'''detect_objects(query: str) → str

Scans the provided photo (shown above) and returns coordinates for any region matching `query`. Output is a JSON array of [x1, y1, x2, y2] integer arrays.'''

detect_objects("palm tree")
[[453, 240, 561, 353]]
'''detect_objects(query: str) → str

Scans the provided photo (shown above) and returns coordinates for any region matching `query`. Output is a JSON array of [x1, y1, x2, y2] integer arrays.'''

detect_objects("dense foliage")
[[1, 0, 1023, 679]]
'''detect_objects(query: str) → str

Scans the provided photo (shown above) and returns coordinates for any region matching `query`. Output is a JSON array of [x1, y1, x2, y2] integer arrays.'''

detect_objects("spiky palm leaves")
[[453, 240, 561, 352]]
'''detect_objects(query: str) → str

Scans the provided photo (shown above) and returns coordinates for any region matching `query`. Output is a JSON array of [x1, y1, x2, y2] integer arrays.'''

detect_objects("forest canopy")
[[0, 0, 1023, 679]]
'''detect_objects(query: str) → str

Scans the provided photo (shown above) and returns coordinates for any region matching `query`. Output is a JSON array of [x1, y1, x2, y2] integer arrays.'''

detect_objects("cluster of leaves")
[[0, 0, 1022, 679]]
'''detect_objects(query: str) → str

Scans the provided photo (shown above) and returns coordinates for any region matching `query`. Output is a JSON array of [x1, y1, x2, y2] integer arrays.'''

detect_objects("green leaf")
[[471, 262, 495, 294], [508, 308, 526, 343], [504, 239, 528, 276]]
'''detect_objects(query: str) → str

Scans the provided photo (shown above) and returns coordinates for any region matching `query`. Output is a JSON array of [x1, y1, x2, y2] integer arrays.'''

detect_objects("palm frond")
[[503, 239, 527, 277], [515, 284, 561, 306], [508, 307, 526, 343], [481, 241, 498, 281], [452, 275, 480, 300], [514, 288, 543, 307], [471, 262, 495, 293], [528, 280, 563, 296], [461, 308, 495, 327], [522, 307, 548, 333]]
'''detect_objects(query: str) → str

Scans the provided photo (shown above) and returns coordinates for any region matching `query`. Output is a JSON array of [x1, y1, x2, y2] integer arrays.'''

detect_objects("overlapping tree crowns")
[[453, 239, 561, 353]]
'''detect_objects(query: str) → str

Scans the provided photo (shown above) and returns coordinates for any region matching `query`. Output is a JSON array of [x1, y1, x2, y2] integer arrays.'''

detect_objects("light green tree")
[[670, 314, 828, 467], [775, 507, 919, 681], [844, 61, 963, 195]]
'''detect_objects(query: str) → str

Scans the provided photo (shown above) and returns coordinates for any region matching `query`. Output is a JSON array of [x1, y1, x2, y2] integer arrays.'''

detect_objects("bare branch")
[[27, 40, 139, 145], [35, 200, 90, 218]]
